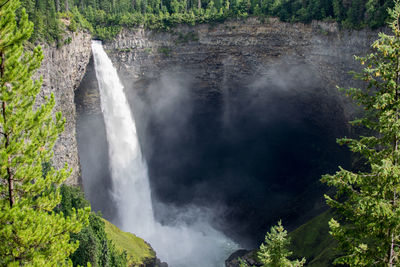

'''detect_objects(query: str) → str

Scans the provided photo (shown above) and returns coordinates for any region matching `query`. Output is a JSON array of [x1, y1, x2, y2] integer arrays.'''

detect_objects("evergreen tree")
[[0, 0, 89, 264], [55, 185, 127, 266], [332, 0, 345, 22], [257, 221, 306, 267], [321, 1, 400, 266]]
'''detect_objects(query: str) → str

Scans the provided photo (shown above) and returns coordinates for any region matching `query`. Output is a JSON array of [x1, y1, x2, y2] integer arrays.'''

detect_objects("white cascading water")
[[91, 40, 155, 236], [92, 40, 238, 267]]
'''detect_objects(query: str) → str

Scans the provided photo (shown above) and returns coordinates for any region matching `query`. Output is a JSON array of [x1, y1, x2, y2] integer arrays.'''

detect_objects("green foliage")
[[55, 185, 156, 267], [0, 0, 89, 264], [55, 185, 89, 216], [239, 221, 306, 267], [64, 36, 72, 44], [69, 7, 94, 32], [70, 213, 128, 267], [56, 185, 128, 267], [238, 257, 254, 267], [321, 1, 400, 266], [23, 0, 64, 42], [83, 0, 393, 40], [257, 221, 306, 267], [20, 0, 395, 42], [68, 17, 78, 31]]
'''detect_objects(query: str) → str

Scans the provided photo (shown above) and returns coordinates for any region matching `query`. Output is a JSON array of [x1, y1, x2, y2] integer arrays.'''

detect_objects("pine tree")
[[321, 1, 400, 266], [0, 0, 89, 265], [257, 221, 306, 267]]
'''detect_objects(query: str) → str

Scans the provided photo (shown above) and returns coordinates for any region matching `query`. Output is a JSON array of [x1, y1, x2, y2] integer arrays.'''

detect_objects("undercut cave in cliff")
[[75, 19, 377, 248]]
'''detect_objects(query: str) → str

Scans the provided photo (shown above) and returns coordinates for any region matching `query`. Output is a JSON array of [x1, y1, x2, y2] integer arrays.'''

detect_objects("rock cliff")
[[37, 19, 381, 188], [36, 31, 91, 185], [41, 20, 379, 188], [104, 17, 378, 120]]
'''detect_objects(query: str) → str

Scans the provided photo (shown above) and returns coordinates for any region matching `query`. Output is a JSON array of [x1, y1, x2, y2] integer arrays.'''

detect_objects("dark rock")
[[225, 249, 261, 267], [226, 249, 250, 262], [143, 256, 168, 267], [155, 258, 168, 267]]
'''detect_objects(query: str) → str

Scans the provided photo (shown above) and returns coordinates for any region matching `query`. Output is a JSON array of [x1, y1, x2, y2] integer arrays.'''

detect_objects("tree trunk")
[[198, 0, 201, 9]]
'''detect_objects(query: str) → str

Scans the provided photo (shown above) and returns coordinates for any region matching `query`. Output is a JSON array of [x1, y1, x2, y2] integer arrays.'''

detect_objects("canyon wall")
[[36, 31, 91, 185], [104, 17, 378, 121], [35, 19, 380, 188]]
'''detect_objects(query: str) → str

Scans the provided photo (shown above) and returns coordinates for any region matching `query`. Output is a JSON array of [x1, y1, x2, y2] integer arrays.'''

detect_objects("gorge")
[[44, 18, 381, 266]]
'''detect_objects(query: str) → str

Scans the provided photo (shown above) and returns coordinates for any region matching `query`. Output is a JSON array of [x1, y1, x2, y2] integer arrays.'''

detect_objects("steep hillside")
[[103, 219, 164, 267]]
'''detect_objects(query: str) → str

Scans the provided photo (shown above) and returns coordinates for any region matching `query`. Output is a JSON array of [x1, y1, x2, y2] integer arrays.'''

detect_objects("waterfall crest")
[[92, 40, 237, 267]]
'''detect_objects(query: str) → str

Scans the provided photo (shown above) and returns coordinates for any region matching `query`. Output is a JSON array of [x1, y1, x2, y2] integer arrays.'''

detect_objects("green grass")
[[103, 219, 156, 266], [288, 210, 338, 266]]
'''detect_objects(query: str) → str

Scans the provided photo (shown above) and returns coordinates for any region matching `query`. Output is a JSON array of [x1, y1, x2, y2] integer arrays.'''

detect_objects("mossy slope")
[[103, 219, 156, 266], [289, 210, 338, 266]]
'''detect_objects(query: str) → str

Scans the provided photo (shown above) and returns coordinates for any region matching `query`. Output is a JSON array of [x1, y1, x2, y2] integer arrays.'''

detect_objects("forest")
[[21, 0, 395, 41]]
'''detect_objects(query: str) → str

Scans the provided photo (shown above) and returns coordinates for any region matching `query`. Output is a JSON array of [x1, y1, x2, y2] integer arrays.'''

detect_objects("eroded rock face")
[[104, 18, 377, 110], [96, 18, 382, 246], [35, 31, 91, 185]]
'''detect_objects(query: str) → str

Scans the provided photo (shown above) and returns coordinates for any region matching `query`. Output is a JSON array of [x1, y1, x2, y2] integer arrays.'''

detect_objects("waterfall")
[[92, 40, 238, 267], [92, 40, 156, 235]]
